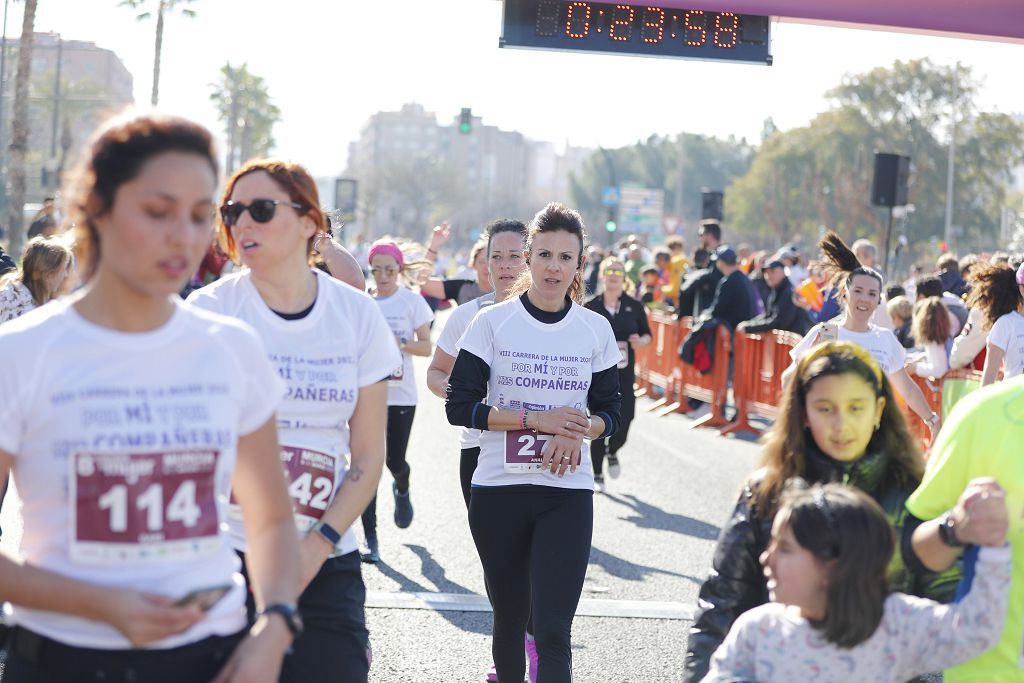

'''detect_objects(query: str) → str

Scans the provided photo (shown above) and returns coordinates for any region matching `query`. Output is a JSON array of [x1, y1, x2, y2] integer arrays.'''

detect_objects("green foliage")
[[569, 133, 754, 228], [210, 63, 281, 170], [728, 58, 1024, 252]]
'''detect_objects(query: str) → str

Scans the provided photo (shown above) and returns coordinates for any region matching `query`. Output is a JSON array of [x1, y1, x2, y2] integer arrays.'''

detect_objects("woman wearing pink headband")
[[361, 240, 434, 562]]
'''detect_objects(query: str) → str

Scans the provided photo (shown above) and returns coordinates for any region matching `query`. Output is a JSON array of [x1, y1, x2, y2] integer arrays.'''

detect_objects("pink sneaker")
[[485, 663, 497, 682], [525, 634, 538, 683]]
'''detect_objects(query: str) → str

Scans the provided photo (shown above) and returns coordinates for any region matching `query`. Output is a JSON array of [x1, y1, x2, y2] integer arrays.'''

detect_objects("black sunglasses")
[[220, 199, 305, 227]]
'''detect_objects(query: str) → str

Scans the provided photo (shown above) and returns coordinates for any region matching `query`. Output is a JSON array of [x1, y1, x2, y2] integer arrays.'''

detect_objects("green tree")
[[118, 0, 197, 106], [6, 0, 37, 258], [210, 63, 281, 172], [569, 133, 753, 236], [728, 59, 1024, 254]]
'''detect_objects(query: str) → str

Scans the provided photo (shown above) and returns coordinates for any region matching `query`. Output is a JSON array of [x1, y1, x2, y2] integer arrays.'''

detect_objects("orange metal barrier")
[[902, 368, 985, 451], [634, 314, 731, 429], [631, 310, 984, 449], [720, 330, 802, 437]]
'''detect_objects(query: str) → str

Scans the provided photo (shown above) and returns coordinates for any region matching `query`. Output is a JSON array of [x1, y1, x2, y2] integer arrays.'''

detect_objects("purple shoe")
[[525, 634, 538, 683], [485, 663, 497, 682]]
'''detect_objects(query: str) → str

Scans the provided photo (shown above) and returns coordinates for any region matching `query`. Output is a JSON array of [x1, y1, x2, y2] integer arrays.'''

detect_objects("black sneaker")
[[594, 474, 606, 493], [360, 535, 380, 564], [393, 481, 413, 529], [607, 453, 621, 479]]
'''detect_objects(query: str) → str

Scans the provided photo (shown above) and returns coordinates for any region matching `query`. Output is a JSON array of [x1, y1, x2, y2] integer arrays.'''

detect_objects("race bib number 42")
[[280, 446, 338, 524], [504, 430, 553, 473], [71, 450, 221, 565]]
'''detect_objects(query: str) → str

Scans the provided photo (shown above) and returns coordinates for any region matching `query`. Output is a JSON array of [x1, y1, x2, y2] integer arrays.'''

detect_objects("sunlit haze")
[[26, 0, 1024, 176]]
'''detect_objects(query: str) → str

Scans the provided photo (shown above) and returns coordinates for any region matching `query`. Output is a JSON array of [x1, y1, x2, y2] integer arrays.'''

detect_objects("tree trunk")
[[7, 0, 36, 259], [150, 0, 164, 106]]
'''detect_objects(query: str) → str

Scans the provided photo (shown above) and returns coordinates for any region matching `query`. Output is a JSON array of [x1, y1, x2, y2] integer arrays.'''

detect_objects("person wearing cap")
[[978, 261, 1024, 386], [701, 246, 755, 330], [737, 259, 810, 335], [774, 244, 808, 289]]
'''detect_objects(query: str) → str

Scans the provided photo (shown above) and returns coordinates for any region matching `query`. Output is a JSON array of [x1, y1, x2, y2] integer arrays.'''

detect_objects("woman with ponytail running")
[[785, 231, 940, 440]]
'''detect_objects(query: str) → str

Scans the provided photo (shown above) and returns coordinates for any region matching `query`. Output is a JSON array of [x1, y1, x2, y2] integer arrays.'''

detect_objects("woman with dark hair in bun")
[[0, 113, 300, 682], [447, 202, 622, 683]]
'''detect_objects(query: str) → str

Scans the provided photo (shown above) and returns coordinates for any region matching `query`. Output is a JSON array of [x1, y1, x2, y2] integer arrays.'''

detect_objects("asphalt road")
[[0, 310, 764, 683]]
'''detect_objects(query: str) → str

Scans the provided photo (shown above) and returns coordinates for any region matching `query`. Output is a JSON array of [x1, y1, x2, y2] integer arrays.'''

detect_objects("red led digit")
[[713, 12, 739, 48], [641, 7, 665, 44], [565, 1, 592, 39], [683, 10, 706, 47], [609, 4, 634, 42], [535, 0, 560, 37]]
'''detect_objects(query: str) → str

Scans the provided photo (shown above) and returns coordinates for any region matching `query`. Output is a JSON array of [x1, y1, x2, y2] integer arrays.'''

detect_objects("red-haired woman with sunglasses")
[[583, 256, 650, 492], [189, 158, 400, 682]]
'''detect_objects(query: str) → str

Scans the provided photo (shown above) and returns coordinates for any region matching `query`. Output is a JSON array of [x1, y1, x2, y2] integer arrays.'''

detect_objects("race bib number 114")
[[70, 450, 221, 565]]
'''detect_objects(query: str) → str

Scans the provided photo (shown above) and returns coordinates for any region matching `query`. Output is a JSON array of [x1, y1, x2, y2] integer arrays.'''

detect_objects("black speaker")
[[871, 153, 910, 207], [701, 191, 723, 220]]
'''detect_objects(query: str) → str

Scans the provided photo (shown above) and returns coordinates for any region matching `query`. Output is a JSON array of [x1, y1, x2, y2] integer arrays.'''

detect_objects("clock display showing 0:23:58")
[[500, 0, 772, 64]]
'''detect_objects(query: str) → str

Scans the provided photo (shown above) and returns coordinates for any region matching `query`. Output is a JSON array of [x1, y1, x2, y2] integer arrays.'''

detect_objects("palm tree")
[[118, 0, 196, 105], [210, 63, 281, 172], [6, 0, 37, 258]]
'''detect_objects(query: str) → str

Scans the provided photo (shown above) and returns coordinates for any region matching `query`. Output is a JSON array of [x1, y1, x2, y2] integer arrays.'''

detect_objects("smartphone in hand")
[[174, 584, 232, 612]]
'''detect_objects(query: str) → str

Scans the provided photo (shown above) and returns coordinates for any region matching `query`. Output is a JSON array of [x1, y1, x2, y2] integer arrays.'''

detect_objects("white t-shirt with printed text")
[[458, 297, 621, 490], [436, 292, 495, 450], [0, 298, 283, 649], [188, 269, 400, 556], [374, 287, 434, 406], [790, 321, 906, 375], [987, 310, 1024, 379]]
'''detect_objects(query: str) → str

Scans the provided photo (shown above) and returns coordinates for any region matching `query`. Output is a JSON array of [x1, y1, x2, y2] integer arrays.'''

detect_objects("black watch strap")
[[938, 513, 965, 548], [258, 603, 303, 637]]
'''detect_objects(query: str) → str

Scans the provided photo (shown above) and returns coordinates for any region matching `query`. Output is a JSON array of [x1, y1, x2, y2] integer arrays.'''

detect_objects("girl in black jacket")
[[683, 341, 959, 682]]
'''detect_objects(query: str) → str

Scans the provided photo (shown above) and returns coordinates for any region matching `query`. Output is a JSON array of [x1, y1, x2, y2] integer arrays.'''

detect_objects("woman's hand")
[[629, 333, 650, 348], [951, 478, 1008, 547], [99, 588, 204, 647], [212, 615, 293, 683], [533, 407, 589, 438], [428, 223, 450, 252], [540, 433, 584, 476]]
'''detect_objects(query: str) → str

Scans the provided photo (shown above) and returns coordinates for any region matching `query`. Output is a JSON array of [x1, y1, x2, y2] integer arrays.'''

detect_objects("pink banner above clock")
[[615, 0, 1024, 41]]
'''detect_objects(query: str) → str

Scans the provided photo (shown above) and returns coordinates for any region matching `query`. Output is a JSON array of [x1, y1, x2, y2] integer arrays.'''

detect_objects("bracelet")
[[927, 412, 939, 427], [427, 248, 437, 256], [519, 410, 527, 430]]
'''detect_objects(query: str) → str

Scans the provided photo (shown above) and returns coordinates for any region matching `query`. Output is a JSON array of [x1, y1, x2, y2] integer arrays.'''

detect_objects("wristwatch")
[[258, 603, 304, 637], [311, 520, 342, 549], [938, 512, 965, 548]]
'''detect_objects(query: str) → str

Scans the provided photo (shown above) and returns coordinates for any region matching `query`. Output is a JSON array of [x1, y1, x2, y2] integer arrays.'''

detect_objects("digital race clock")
[[500, 0, 772, 65]]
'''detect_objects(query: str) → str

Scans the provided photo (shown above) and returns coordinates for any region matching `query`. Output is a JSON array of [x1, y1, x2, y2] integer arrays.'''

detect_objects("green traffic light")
[[605, 220, 617, 232], [459, 122, 471, 134]]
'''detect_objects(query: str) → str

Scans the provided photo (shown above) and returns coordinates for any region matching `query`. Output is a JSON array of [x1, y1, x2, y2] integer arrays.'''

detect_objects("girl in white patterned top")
[[0, 235, 74, 324], [704, 482, 1011, 683]]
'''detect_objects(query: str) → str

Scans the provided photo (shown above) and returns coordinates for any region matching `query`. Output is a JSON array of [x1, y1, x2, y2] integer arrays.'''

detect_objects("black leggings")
[[470, 486, 593, 683], [361, 404, 416, 535], [238, 550, 370, 683], [591, 384, 635, 475], [460, 446, 480, 509]]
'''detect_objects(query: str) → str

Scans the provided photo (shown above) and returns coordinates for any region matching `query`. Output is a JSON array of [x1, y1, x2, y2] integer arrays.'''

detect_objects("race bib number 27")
[[504, 430, 554, 473], [71, 450, 221, 565]]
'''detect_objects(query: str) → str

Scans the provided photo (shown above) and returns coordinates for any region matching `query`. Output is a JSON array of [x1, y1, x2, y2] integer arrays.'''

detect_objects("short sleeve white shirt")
[[987, 311, 1024, 379], [790, 322, 906, 376], [436, 293, 495, 450], [188, 270, 400, 555], [458, 297, 621, 490], [373, 287, 434, 406], [0, 298, 283, 649]]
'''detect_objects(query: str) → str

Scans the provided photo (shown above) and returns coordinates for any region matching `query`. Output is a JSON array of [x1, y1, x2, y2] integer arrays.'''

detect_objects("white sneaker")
[[594, 475, 606, 493], [607, 453, 621, 479]]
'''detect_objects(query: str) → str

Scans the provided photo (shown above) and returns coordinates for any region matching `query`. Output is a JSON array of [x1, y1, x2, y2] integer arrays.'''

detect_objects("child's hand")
[[953, 478, 1008, 547]]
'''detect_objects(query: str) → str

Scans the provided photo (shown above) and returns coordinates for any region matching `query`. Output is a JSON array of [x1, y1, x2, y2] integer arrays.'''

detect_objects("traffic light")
[[605, 208, 617, 233], [459, 108, 472, 135], [701, 190, 724, 221]]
